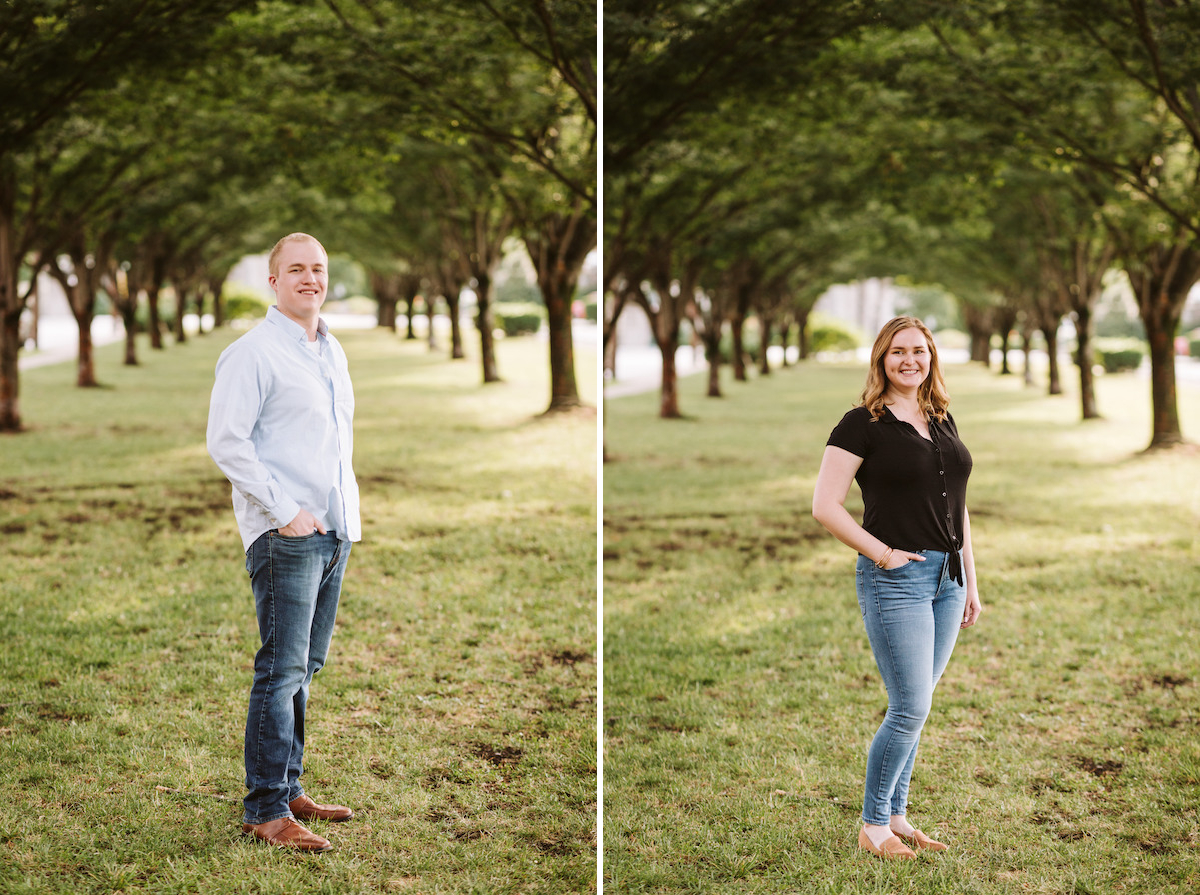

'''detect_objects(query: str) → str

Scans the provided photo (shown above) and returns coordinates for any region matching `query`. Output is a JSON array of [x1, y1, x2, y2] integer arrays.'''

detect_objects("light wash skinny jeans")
[[855, 549, 965, 826]]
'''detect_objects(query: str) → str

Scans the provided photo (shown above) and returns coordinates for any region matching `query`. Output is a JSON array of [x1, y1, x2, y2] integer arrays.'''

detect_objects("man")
[[207, 232, 361, 852]]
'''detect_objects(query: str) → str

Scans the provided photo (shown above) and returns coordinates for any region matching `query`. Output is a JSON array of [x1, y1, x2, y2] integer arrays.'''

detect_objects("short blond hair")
[[268, 232, 326, 277]]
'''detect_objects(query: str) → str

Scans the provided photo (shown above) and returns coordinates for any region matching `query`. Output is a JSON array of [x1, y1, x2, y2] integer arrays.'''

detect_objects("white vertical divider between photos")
[[594, 3, 605, 891]]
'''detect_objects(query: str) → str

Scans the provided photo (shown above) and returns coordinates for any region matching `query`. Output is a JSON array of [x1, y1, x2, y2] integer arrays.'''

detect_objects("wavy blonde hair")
[[859, 316, 950, 422]]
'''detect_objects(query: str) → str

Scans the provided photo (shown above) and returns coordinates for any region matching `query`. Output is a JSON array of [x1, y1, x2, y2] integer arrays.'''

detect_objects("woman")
[[812, 316, 982, 860]]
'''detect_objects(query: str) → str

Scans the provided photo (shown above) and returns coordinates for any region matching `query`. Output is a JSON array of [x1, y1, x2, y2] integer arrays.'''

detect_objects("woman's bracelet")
[[875, 547, 894, 569]]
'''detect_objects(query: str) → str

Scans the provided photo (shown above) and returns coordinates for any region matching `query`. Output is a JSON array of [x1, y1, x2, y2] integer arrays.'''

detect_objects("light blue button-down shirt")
[[207, 306, 362, 552]]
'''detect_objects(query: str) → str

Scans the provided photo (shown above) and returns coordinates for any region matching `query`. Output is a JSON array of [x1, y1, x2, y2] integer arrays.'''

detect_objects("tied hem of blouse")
[[948, 550, 963, 586]]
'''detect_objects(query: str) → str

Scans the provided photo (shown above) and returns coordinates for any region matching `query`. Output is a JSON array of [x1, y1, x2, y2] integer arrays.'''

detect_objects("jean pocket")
[[270, 529, 318, 542]]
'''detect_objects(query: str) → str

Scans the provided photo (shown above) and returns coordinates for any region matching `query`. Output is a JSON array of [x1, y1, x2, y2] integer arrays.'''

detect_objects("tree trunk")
[[211, 277, 225, 329], [377, 296, 396, 330], [602, 288, 628, 381], [406, 293, 418, 339], [659, 337, 680, 418], [971, 330, 990, 365], [122, 301, 138, 365], [402, 277, 423, 344], [475, 272, 500, 383], [0, 205, 22, 431], [798, 308, 811, 360], [1127, 255, 1199, 448], [76, 315, 96, 386], [0, 305, 20, 430], [370, 271, 398, 332], [962, 304, 993, 365], [731, 314, 747, 381], [146, 282, 163, 349], [49, 248, 101, 388], [779, 318, 793, 368], [603, 315, 618, 380], [1144, 314, 1181, 447], [732, 280, 754, 381], [426, 294, 439, 351], [758, 314, 773, 376], [1042, 325, 1062, 395], [995, 307, 1018, 375], [65, 280, 98, 388], [115, 272, 138, 366], [173, 287, 188, 344], [446, 290, 464, 359], [193, 285, 207, 335], [1072, 304, 1099, 420], [525, 208, 595, 413], [543, 271, 581, 410], [703, 324, 722, 397]]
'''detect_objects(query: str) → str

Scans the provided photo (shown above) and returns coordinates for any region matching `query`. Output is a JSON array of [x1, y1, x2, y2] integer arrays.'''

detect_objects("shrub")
[[222, 285, 271, 321], [1094, 338, 1145, 373], [494, 302, 544, 336], [808, 313, 864, 354]]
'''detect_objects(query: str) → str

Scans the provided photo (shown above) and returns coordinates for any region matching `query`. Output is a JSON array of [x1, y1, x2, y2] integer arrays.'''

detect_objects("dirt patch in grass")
[[470, 743, 523, 767], [1152, 673, 1191, 689], [1075, 756, 1124, 778]]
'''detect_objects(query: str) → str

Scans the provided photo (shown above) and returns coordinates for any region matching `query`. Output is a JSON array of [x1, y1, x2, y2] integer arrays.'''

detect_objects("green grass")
[[603, 361, 1200, 894], [0, 328, 597, 894]]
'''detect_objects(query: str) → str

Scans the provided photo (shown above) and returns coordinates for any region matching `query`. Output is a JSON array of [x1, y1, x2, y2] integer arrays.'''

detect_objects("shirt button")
[[939, 470, 944, 476], [942, 492, 947, 497]]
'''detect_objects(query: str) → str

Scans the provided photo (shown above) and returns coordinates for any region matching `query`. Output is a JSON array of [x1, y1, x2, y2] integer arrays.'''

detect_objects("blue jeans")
[[243, 530, 351, 824], [855, 550, 965, 826]]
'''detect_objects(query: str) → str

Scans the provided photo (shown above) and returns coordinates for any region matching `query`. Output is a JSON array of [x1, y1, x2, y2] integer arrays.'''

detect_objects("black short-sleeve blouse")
[[827, 405, 972, 578]]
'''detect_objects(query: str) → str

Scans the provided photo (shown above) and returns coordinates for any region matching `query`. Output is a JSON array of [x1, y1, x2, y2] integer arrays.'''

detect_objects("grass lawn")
[[0, 326, 597, 894], [603, 359, 1200, 894]]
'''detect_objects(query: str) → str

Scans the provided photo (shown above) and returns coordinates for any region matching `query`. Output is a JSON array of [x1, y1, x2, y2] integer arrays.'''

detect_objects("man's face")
[[269, 239, 328, 324]]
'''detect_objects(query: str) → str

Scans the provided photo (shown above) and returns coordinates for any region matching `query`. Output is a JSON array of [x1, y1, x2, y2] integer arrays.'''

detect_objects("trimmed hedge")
[[222, 287, 271, 321], [1094, 338, 1145, 373], [494, 302, 545, 336]]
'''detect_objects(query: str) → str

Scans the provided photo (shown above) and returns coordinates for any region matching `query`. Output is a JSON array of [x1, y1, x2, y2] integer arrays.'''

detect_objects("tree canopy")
[[604, 0, 1199, 448], [1, 0, 597, 430]]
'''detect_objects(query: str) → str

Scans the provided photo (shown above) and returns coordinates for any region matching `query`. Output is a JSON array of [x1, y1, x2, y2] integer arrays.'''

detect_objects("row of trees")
[[1, 0, 596, 432], [603, 0, 1199, 450]]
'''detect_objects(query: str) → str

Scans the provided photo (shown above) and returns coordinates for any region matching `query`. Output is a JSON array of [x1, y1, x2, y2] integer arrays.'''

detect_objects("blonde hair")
[[268, 232, 326, 277], [859, 316, 950, 422]]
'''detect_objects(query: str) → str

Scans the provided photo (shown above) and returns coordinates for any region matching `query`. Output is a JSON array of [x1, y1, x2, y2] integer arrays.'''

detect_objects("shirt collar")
[[266, 305, 328, 341]]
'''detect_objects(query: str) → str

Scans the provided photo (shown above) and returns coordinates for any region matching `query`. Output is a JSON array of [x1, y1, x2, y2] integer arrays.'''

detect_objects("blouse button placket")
[[932, 426, 960, 550]]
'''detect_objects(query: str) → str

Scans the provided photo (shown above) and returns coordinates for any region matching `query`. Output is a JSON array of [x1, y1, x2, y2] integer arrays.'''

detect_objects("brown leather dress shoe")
[[242, 817, 332, 852], [289, 794, 354, 823], [858, 827, 916, 859], [896, 828, 948, 851]]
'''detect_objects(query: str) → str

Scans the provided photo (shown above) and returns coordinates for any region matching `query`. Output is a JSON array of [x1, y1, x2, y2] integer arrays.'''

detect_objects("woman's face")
[[882, 327, 930, 394]]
